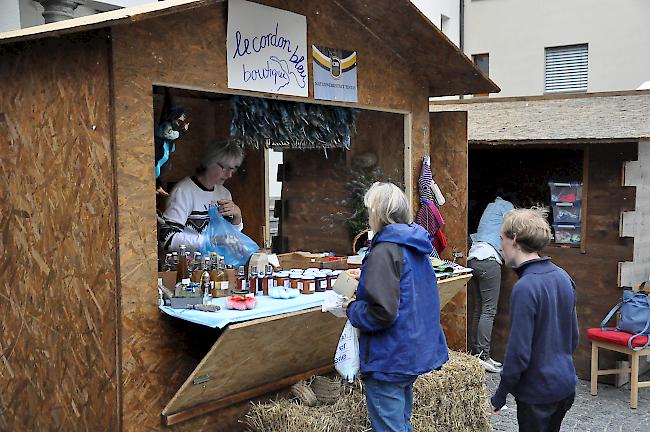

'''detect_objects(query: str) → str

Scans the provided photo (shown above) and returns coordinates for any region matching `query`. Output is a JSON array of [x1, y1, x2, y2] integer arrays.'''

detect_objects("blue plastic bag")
[[200, 205, 259, 267]]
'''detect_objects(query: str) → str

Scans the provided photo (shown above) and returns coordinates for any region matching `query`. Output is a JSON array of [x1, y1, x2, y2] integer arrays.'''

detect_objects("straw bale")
[[244, 351, 490, 432]]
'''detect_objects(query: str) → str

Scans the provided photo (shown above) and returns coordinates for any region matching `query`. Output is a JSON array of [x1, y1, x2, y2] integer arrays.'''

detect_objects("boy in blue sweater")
[[491, 207, 579, 432]]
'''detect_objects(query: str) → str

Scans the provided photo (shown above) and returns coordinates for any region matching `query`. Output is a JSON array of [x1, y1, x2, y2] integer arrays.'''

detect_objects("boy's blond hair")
[[501, 207, 552, 253]]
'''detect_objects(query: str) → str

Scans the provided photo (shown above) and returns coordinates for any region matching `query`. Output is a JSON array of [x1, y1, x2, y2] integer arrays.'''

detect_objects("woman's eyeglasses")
[[216, 162, 240, 174]]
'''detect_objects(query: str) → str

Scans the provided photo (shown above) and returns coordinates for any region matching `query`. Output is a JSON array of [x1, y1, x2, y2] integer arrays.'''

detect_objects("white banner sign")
[[227, 0, 308, 97]]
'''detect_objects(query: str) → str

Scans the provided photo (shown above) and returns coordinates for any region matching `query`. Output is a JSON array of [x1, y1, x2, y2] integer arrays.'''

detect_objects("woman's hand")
[[217, 199, 242, 225], [346, 269, 361, 280], [342, 296, 356, 313]]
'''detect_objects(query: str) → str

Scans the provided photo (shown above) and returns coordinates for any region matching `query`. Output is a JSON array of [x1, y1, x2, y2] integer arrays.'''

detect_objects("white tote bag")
[[334, 320, 360, 382]]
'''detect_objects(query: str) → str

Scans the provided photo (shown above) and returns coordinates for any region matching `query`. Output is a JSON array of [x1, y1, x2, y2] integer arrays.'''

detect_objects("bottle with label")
[[210, 252, 218, 270], [260, 264, 273, 295], [162, 253, 173, 271], [210, 257, 230, 298], [237, 265, 248, 292], [172, 252, 179, 268], [176, 245, 190, 283], [201, 270, 212, 303], [192, 252, 203, 282], [249, 266, 258, 296]]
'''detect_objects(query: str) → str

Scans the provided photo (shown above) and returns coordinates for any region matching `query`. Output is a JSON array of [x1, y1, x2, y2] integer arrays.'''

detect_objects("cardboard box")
[[333, 271, 358, 298], [277, 252, 348, 270], [158, 271, 177, 291]]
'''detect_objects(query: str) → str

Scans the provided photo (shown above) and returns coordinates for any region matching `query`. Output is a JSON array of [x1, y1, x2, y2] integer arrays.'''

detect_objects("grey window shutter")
[[545, 44, 588, 93]]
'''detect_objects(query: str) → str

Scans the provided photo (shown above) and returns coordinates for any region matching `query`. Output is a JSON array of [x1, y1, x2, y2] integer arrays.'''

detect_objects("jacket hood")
[[373, 223, 433, 255]]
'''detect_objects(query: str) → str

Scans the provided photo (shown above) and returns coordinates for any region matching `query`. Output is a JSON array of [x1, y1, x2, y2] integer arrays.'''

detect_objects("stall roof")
[[0, 0, 498, 98], [430, 90, 650, 144]]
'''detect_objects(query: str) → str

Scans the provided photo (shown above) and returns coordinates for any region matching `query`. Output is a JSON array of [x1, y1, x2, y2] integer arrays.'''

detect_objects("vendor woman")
[[159, 139, 244, 252]]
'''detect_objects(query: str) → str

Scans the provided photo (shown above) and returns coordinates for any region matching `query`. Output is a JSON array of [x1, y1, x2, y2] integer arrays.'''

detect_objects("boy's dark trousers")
[[516, 393, 575, 432]]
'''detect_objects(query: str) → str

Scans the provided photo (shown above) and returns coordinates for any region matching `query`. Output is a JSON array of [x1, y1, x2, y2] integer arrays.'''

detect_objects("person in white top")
[[160, 139, 245, 252]]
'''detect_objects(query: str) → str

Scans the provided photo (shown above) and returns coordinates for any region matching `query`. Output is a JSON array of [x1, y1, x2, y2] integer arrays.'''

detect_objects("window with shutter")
[[544, 44, 588, 93]]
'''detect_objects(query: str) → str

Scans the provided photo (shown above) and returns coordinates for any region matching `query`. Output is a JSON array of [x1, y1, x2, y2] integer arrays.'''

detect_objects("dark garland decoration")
[[230, 96, 358, 150]]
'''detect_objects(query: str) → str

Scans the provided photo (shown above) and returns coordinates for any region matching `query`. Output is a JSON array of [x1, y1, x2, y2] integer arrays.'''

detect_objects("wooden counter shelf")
[[161, 273, 471, 426]]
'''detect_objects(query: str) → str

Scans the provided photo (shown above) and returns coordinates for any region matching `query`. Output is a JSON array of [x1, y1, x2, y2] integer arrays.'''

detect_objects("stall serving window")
[[152, 85, 407, 268], [468, 145, 585, 247]]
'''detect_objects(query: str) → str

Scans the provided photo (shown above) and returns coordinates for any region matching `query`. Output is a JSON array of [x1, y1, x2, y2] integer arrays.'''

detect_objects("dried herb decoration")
[[230, 96, 358, 150]]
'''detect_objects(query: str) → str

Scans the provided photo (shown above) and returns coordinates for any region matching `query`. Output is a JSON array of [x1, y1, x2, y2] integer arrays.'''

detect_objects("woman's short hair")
[[501, 207, 552, 253], [197, 139, 245, 174], [364, 182, 412, 233]]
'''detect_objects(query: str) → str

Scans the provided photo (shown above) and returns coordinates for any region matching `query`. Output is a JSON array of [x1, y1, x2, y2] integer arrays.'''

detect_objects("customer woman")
[[159, 139, 244, 253], [343, 182, 448, 432]]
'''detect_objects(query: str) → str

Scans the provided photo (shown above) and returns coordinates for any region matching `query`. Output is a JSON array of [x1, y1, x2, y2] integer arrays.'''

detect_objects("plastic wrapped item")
[[548, 181, 583, 203], [200, 205, 259, 267], [553, 224, 581, 245], [334, 321, 360, 382], [552, 202, 582, 223]]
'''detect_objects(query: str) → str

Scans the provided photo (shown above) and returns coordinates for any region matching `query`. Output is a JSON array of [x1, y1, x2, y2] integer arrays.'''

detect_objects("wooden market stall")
[[0, 0, 498, 430], [431, 90, 650, 380]]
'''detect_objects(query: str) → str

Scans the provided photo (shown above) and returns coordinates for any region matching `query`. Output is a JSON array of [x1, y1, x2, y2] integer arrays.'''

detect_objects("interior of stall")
[[153, 85, 405, 269], [468, 144, 585, 248]]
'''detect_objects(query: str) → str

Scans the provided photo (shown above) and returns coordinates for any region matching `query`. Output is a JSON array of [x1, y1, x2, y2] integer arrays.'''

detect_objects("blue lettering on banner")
[[232, 23, 292, 59], [232, 21, 307, 92]]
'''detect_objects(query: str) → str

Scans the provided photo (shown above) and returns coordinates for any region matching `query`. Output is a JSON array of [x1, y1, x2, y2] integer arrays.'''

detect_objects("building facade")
[[462, 0, 650, 96]]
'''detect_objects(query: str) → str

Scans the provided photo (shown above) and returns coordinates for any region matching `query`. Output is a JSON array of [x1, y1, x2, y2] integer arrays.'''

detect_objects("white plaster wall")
[[411, 0, 461, 47], [7, 0, 151, 30], [463, 0, 650, 97], [0, 0, 21, 32], [268, 150, 283, 198], [620, 139, 650, 288]]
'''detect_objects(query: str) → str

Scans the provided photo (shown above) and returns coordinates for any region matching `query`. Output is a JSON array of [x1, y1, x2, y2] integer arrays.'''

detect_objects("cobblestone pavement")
[[484, 369, 650, 431]]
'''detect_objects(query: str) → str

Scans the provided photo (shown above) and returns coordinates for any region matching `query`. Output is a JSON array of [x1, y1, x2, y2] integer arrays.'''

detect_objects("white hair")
[[198, 139, 245, 173], [364, 182, 412, 233]]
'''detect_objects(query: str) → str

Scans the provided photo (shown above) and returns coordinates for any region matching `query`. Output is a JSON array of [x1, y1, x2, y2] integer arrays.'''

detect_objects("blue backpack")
[[600, 289, 650, 351]]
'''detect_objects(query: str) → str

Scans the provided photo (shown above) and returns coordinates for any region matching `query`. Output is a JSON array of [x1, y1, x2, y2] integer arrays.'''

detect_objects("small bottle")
[[210, 252, 218, 270], [176, 245, 190, 283], [249, 266, 258, 296], [163, 253, 173, 271], [172, 252, 179, 268], [192, 252, 203, 282], [201, 271, 212, 304], [237, 266, 247, 291], [261, 264, 273, 295], [211, 257, 229, 297]]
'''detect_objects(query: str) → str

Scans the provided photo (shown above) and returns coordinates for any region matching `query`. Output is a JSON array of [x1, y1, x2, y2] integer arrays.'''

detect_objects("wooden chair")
[[587, 328, 650, 408]]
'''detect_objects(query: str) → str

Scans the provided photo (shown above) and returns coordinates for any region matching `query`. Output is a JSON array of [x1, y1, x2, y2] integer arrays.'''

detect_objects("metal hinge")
[[192, 375, 212, 385]]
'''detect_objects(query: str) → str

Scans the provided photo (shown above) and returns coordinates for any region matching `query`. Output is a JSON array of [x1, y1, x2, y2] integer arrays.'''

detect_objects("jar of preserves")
[[314, 271, 327, 292], [300, 275, 316, 294]]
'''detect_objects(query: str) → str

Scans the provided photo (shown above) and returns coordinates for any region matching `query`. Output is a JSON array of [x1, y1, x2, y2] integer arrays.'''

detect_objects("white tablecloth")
[[159, 292, 328, 328]]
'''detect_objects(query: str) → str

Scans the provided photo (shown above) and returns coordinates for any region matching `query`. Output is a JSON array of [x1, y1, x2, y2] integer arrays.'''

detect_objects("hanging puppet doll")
[[155, 89, 190, 196]]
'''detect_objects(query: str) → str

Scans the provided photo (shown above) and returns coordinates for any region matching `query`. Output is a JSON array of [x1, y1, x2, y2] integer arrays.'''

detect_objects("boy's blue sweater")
[[491, 257, 579, 409]]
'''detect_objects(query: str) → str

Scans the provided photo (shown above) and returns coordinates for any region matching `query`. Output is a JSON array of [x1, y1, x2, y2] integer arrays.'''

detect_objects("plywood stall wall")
[[620, 139, 650, 288], [0, 32, 119, 430], [110, 3, 430, 430], [491, 144, 637, 379], [429, 112, 469, 351], [281, 110, 405, 255]]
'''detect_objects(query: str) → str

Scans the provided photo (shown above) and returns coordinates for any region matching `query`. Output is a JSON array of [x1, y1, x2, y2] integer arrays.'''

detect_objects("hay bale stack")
[[411, 351, 490, 431], [244, 351, 490, 432]]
